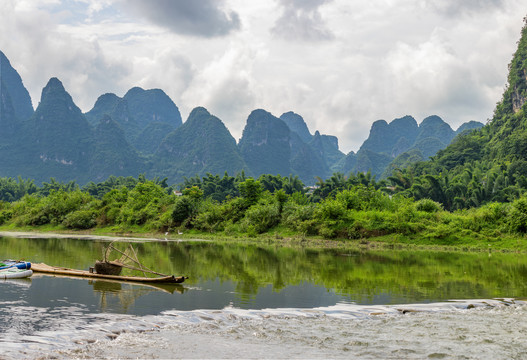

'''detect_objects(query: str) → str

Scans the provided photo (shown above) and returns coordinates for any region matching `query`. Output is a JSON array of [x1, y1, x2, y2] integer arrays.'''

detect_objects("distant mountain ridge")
[[85, 87, 182, 152], [336, 115, 483, 179], [0, 50, 484, 185]]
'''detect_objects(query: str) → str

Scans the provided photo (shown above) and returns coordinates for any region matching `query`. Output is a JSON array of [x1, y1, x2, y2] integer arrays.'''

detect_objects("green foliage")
[[258, 174, 305, 195], [201, 172, 239, 201], [4, 169, 527, 246], [83, 175, 143, 199], [62, 209, 97, 229], [414, 199, 443, 213], [282, 201, 316, 234], [241, 197, 281, 234], [9, 189, 95, 226], [508, 195, 527, 233], [274, 189, 287, 214], [118, 181, 169, 226], [98, 187, 129, 225], [314, 197, 346, 222], [37, 178, 79, 197], [9, 194, 42, 226], [0, 176, 37, 202], [477, 202, 510, 223], [172, 197, 194, 225], [238, 178, 262, 206], [182, 186, 203, 201], [42, 190, 94, 225], [0, 201, 13, 225], [435, 134, 484, 170], [193, 200, 225, 232]]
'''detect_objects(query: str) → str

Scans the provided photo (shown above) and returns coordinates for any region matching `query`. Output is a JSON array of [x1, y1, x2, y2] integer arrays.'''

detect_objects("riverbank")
[[2, 180, 527, 253], [0, 224, 525, 252]]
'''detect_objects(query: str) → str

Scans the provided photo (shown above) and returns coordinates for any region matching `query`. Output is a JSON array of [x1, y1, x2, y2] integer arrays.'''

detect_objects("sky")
[[0, 0, 525, 153]]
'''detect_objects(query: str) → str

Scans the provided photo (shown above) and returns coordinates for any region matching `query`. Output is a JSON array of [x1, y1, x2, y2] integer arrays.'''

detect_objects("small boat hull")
[[31, 263, 186, 284], [0, 268, 33, 279]]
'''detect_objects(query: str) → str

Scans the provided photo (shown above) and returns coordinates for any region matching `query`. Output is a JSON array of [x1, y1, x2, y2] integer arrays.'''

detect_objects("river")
[[1, 236, 527, 358]]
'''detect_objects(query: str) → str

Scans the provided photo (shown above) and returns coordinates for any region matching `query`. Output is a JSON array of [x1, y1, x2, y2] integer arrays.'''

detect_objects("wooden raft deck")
[[31, 263, 186, 284]]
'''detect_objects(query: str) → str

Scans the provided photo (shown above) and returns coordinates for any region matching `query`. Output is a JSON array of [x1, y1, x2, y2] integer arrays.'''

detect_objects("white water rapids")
[[4, 299, 527, 359]]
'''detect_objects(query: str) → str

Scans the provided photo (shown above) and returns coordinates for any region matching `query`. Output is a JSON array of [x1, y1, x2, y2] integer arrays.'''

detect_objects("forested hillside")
[[385, 18, 527, 210]]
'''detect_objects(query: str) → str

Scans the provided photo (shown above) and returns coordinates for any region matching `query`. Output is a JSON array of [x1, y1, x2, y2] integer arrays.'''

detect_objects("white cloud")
[[181, 41, 262, 140], [0, 0, 525, 154], [387, 30, 474, 110], [272, 0, 335, 41]]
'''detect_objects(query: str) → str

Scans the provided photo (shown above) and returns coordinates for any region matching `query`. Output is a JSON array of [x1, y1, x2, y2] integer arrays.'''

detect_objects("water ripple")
[[28, 299, 526, 359]]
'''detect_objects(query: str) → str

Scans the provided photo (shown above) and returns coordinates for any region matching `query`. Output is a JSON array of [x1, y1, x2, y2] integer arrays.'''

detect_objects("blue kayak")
[[0, 261, 31, 270]]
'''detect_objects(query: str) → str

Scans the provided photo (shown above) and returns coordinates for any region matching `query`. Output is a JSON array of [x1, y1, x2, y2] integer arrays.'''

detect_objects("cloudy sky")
[[0, 0, 525, 153]]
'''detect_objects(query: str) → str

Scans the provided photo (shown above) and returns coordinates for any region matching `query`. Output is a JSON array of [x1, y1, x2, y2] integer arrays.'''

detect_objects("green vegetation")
[[0, 171, 526, 251]]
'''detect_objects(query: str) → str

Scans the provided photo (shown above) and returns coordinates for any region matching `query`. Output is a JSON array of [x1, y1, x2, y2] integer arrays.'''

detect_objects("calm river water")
[[1, 236, 527, 358]]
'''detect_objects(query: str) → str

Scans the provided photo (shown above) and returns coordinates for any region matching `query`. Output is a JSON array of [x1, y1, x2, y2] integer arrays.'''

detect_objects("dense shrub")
[[97, 187, 129, 225], [0, 201, 12, 225], [49, 190, 92, 224], [476, 202, 510, 223], [172, 197, 193, 225], [118, 181, 169, 225], [62, 210, 97, 229], [414, 199, 443, 213], [282, 201, 316, 232], [194, 200, 225, 232], [508, 196, 527, 233], [238, 178, 263, 206], [217, 197, 248, 223], [241, 199, 280, 233], [314, 198, 346, 221], [9, 191, 94, 226]]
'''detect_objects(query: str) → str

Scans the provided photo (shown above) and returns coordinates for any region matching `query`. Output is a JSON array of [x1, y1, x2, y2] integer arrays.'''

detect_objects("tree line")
[[0, 172, 526, 247]]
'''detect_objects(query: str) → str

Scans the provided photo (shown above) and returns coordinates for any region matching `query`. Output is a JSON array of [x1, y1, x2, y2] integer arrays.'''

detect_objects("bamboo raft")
[[31, 263, 186, 284]]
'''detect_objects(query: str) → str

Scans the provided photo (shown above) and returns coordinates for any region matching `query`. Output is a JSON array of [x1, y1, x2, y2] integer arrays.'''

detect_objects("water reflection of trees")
[[2, 236, 527, 303]]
